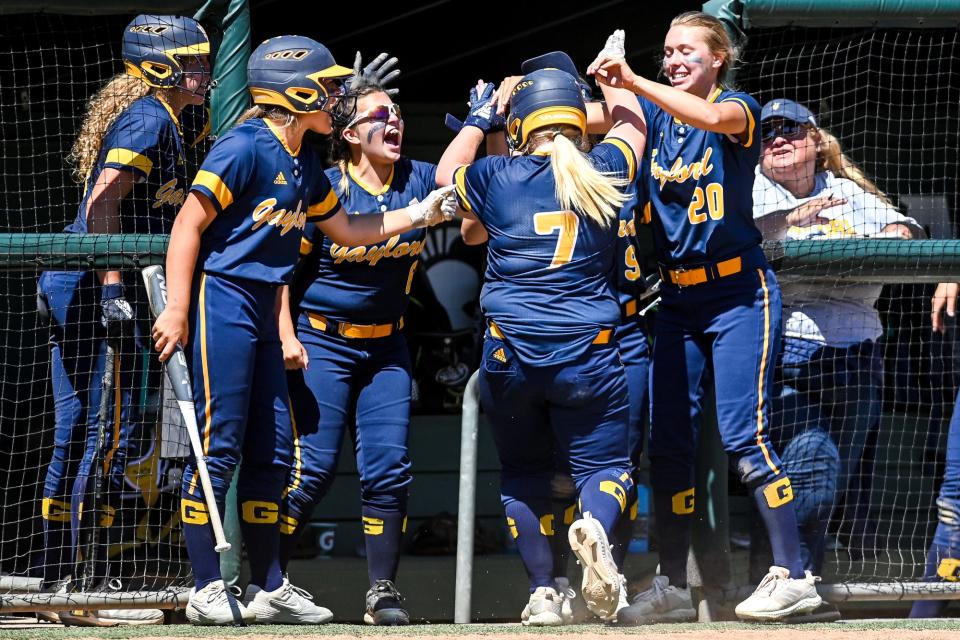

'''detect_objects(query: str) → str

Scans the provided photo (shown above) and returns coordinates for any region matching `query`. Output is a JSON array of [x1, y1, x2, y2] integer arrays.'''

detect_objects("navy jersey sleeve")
[[590, 138, 637, 183], [191, 131, 255, 215], [307, 166, 340, 222], [719, 91, 761, 149], [101, 107, 167, 181], [453, 156, 505, 218]]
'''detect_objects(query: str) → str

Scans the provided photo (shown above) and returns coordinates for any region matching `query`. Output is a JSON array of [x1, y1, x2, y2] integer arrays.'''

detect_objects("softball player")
[[588, 17, 821, 623], [912, 283, 960, 617], [150, 35, 454, 625], [35, 14, 209, 623], [277, 78, 433, 626], [438, 66, 644, 624]]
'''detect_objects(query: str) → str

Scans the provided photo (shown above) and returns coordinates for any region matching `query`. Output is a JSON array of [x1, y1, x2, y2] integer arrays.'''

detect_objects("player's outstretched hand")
[[932, 282, 959, 333], [152, 307, 188, 363], [407, 185, 457, 228], [352, 51, 400, 96], [493, 75, 523, 115], [282, 335, 309, 370], [588, 29, 636, 89]]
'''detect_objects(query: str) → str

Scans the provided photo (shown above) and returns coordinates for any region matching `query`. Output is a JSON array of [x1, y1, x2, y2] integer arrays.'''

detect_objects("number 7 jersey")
[[639, 88, 762, 266], [453, 139, 636, 366]]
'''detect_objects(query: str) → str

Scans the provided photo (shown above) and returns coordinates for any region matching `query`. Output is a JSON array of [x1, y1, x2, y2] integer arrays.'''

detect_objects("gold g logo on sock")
[[181, 499, 209, 525], [937, 558, 960, 581], [763, 477, 794, 508], [672, 488, 695, 515], [241, 500, 279, 524]]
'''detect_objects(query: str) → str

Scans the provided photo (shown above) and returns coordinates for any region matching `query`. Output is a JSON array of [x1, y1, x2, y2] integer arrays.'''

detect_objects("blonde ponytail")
[[530, 127, 629, 228], [817, 128, 892, 205], [68, 73, 151, 184]]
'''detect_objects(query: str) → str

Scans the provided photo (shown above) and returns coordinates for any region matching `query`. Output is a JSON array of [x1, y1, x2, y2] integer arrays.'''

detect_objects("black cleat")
[[364, 579, 410, 626]]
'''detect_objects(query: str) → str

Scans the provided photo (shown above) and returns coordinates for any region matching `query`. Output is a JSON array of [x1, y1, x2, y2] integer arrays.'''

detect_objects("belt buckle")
[[671, 264, 691, 289], [337, 321, 353, 338]]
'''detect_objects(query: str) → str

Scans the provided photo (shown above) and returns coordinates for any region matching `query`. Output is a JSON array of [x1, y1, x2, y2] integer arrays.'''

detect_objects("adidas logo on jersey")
[[493, 348, 507, 363], [274, 171, 287, 185]]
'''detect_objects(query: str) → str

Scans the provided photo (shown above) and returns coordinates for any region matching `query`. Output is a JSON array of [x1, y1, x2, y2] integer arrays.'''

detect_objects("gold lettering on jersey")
[[329, 235, 424, 266], [650, 146, 714, 188], [618, 218, 636, 238], [152, 179, 185, 209], [251, 198, 307, 236]]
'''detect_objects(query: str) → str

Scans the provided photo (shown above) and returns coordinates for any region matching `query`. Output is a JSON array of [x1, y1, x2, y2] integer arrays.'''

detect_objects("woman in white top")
[[752, 99, 922, 577]]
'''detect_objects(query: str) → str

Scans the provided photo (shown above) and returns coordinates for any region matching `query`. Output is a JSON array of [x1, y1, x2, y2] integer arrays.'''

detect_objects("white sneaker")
[[97, 608, 165, 625], [186, 580, 255, 626], [735, 566, 822, 622], [615, 575, 696, 625], [243, 577, 333, 624], [567, 515, 621, 620], [520, 586, 565, 626], [554, 577, 595, 623]]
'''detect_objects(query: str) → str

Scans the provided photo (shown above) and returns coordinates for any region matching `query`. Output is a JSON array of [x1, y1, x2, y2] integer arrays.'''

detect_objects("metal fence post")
[[454, 370, 480, 624]]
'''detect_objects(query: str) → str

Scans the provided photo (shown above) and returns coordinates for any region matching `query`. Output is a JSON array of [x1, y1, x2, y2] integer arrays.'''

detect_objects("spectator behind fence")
[[751, 99, 923, 581]]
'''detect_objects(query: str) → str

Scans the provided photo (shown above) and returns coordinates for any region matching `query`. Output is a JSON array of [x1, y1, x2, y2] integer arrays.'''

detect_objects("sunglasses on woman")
[[761, 121, 809, 143], [344, 103, 402, 129]]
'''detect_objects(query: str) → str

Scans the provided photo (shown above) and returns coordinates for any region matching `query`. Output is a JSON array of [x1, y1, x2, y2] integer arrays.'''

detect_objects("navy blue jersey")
[[616, 159, 649, 306], [191, 118, 339, 285], [66, 95, 187, 236], [295, 158, 437, 323], [639, 88, 761, 266], [454, 139, 636, 366]]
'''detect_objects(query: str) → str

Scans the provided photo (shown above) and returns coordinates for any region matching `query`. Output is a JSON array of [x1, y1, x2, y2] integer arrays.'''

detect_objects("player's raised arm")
[[314, 185, 456, 246]]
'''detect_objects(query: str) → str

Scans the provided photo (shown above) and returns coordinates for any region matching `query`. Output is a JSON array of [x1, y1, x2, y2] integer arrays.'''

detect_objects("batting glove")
[[406, 185, 458, 228], [599, 29, 626, 59], [349, 51, 400, 96], [462, 82, 506, 134], [100, 283, 134, 341]]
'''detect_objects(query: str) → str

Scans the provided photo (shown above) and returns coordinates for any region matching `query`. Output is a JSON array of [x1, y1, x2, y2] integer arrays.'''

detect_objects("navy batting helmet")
[[506, 68, 587, 151], [122, 15, 210, 89], [521, 51, 594, 101], [247, 35, 353, 114]]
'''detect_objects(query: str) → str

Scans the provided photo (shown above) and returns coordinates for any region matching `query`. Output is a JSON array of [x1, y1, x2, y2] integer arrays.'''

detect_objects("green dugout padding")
[[6, 234, 960, 277], [704, 0, 960, 28]]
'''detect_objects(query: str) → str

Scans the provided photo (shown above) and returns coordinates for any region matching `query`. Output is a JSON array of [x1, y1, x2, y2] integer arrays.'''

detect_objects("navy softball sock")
[[237, 473, 285, 592], [505, 499, 555, 590], [651, 483, 693, 588], [550, 501, 576, 580], [909, 542, 952, 618], [40, 512, 73, 583], [578, 469, 634, 539], [362, 506, 405, 585], [753, 475, 804, 579], [180, 488, 226, 590], [612, 494, 638, 569], [277, 512, 307, 572]]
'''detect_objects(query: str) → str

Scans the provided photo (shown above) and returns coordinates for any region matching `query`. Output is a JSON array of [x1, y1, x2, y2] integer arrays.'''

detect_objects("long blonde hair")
[[816, 127, 892, 205], [527, 126, 629, 228], [68, 73, 151, 183], [669, 11, 739, 87], [236, 104, 297, 128]]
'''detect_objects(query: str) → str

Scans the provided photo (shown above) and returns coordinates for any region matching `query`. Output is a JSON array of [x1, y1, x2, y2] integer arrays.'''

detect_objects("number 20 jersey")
[[453, 139, 636, 366], [638, 88, 762, 266]]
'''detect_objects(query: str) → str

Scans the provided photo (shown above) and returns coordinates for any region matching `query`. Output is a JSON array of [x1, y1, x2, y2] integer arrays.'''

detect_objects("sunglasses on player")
[[761, 121, 810, 143], [344, 103, 402, 129]]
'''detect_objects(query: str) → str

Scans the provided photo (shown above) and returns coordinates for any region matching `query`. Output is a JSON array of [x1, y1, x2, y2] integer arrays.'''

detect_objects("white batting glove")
[[406, 185, 457, 228], [599, 29, 626, 59]]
